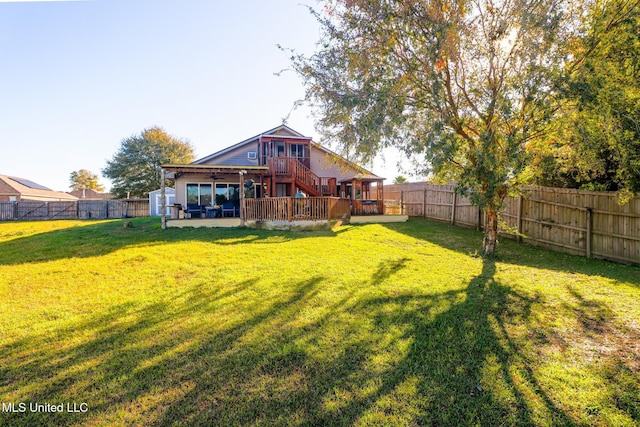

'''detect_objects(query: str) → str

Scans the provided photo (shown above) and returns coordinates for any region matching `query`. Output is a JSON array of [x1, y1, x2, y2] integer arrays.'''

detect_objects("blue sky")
[[0, 0, 407, 192]]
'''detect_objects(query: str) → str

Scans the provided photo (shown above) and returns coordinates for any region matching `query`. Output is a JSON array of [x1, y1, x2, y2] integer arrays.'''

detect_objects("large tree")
[[69, 169, 105, 192], [290, 0, 637, 255], [532, 0, 640, 200], [103, 127, 195, 198]]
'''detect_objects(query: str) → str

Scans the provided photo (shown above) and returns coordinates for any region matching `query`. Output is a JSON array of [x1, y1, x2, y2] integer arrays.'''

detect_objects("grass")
[[0, 217, 638, 426]]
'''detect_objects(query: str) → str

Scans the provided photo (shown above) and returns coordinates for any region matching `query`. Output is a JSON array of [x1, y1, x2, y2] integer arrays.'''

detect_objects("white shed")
[[149, 188, 176, 216]]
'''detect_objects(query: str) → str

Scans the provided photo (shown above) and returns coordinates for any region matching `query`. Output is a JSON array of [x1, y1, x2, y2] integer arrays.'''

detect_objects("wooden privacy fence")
[[0, 199, 149, 221], [384, 183, 640, 265], [244, 197, 350, 222]]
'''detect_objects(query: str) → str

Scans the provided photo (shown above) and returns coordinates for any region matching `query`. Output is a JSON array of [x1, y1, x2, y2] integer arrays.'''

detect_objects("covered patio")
[[339, 174, 385, 215]]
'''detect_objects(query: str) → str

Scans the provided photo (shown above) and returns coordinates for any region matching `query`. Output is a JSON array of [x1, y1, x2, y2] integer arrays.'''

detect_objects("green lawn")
[[0, 218, 638, 426]]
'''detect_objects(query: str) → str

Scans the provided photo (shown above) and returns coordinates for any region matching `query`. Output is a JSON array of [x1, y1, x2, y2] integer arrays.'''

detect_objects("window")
[[244, 183, 261, 199], [186, 183, 212, 206], [290, 143, 310, 167], [291, 144, 304, 158], [215, 183, 240, 203]]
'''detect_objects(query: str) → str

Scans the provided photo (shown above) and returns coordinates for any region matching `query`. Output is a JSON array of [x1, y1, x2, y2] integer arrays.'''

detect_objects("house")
[[0, 175, 78, 202], [163, 125, 385, 218], [149, 188, 176, 217], [68, 188, 113, 200]]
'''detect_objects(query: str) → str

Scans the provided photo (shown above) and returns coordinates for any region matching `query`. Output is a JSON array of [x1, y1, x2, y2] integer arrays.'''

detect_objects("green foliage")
[[69, 169, 104, 192], [393, 175, 407, 184], [103, 127, 194, 198], [532, 0, 640, 200], [0, 218, 638, 425], [290, 0, 587, 254]]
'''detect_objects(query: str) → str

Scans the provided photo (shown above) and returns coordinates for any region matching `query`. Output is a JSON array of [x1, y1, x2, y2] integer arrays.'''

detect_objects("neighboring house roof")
[[68, 188, 113, 200], [0, 175, 78, 201]]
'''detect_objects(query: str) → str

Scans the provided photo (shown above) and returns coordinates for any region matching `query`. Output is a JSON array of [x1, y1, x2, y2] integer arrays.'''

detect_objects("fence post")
[[585, 207, 592, 259], [400, 191, 404, 215], [13, 201, 18, 220], [517, 196, 524, 243], [423, 188, 427, 218], [477, 207, 482, 231], [450, 191, 457, 225]]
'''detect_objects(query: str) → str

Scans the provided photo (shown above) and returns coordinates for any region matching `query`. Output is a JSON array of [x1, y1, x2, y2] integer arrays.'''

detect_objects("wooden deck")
[[244, 197, 350, 222], [164, 199, 404, 228]]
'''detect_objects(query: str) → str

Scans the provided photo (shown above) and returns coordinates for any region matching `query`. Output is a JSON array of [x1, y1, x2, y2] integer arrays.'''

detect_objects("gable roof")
[[191, 124, 382, 179], [193, 124, 307, 165], [0, 175, 78, 201]]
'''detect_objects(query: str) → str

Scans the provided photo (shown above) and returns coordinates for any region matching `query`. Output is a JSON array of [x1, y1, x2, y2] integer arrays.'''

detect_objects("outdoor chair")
[[221, 201, 237, 217], [186, 204, 204, 218]]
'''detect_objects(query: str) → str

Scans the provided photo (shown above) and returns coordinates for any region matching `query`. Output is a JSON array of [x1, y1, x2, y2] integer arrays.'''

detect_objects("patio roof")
[[162, 164, 268, 178], [338, 174, 386, 183]]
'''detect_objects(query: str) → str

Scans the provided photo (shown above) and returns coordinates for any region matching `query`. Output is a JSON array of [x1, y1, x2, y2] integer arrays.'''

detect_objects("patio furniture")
[[186, 204, 204, 218], [221, 201, 238, 217]]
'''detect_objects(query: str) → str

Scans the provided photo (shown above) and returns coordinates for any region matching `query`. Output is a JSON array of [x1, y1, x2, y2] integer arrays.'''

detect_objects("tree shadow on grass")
[[149, 259, 580, 425], [0, 275, 322, 426], [323, 259, 576, 426], [3, 255, 633, 425], [380, 218, 640, 286], [0, 218, 340, 266], [0, 258, 588, 426]]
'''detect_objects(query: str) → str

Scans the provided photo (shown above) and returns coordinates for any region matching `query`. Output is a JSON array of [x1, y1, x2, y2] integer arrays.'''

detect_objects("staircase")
[[269, 157, 336, 196]]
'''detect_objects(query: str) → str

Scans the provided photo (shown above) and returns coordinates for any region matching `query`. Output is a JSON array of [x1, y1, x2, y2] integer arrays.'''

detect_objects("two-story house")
[[163, 125, 384, 218]]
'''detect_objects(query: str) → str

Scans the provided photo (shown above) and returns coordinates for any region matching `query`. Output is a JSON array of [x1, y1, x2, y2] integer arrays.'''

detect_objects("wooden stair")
[[269, 157, 337, 197]]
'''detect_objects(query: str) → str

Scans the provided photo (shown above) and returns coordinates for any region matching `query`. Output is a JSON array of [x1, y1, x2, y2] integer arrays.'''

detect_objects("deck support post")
[[160, 167, 166, 230]]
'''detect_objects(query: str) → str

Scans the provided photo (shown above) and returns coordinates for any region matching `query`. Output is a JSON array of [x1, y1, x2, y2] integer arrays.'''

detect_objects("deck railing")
[[243, 197, 350, 222], [351, 200, 384, 215]]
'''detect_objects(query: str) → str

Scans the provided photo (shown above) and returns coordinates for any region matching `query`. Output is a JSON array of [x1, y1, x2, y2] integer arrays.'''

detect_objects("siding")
[[198, 142, 260, 166], [308, 146, 363, 182]]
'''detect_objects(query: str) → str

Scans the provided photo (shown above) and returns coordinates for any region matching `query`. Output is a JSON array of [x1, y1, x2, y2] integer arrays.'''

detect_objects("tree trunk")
[[482, 207, 499, 257]]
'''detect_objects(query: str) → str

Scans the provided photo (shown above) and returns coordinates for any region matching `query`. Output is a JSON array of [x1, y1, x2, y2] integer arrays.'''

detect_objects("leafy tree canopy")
[[532, 0, 640, 201], [69, 169, 104, 192], [393, 175, 408, 184], [290, 0, 639, 255], [103, 127, 195, 198]]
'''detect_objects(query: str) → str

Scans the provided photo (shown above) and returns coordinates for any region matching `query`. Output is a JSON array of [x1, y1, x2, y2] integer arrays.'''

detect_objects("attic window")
[[247, 151, 257, 160]]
